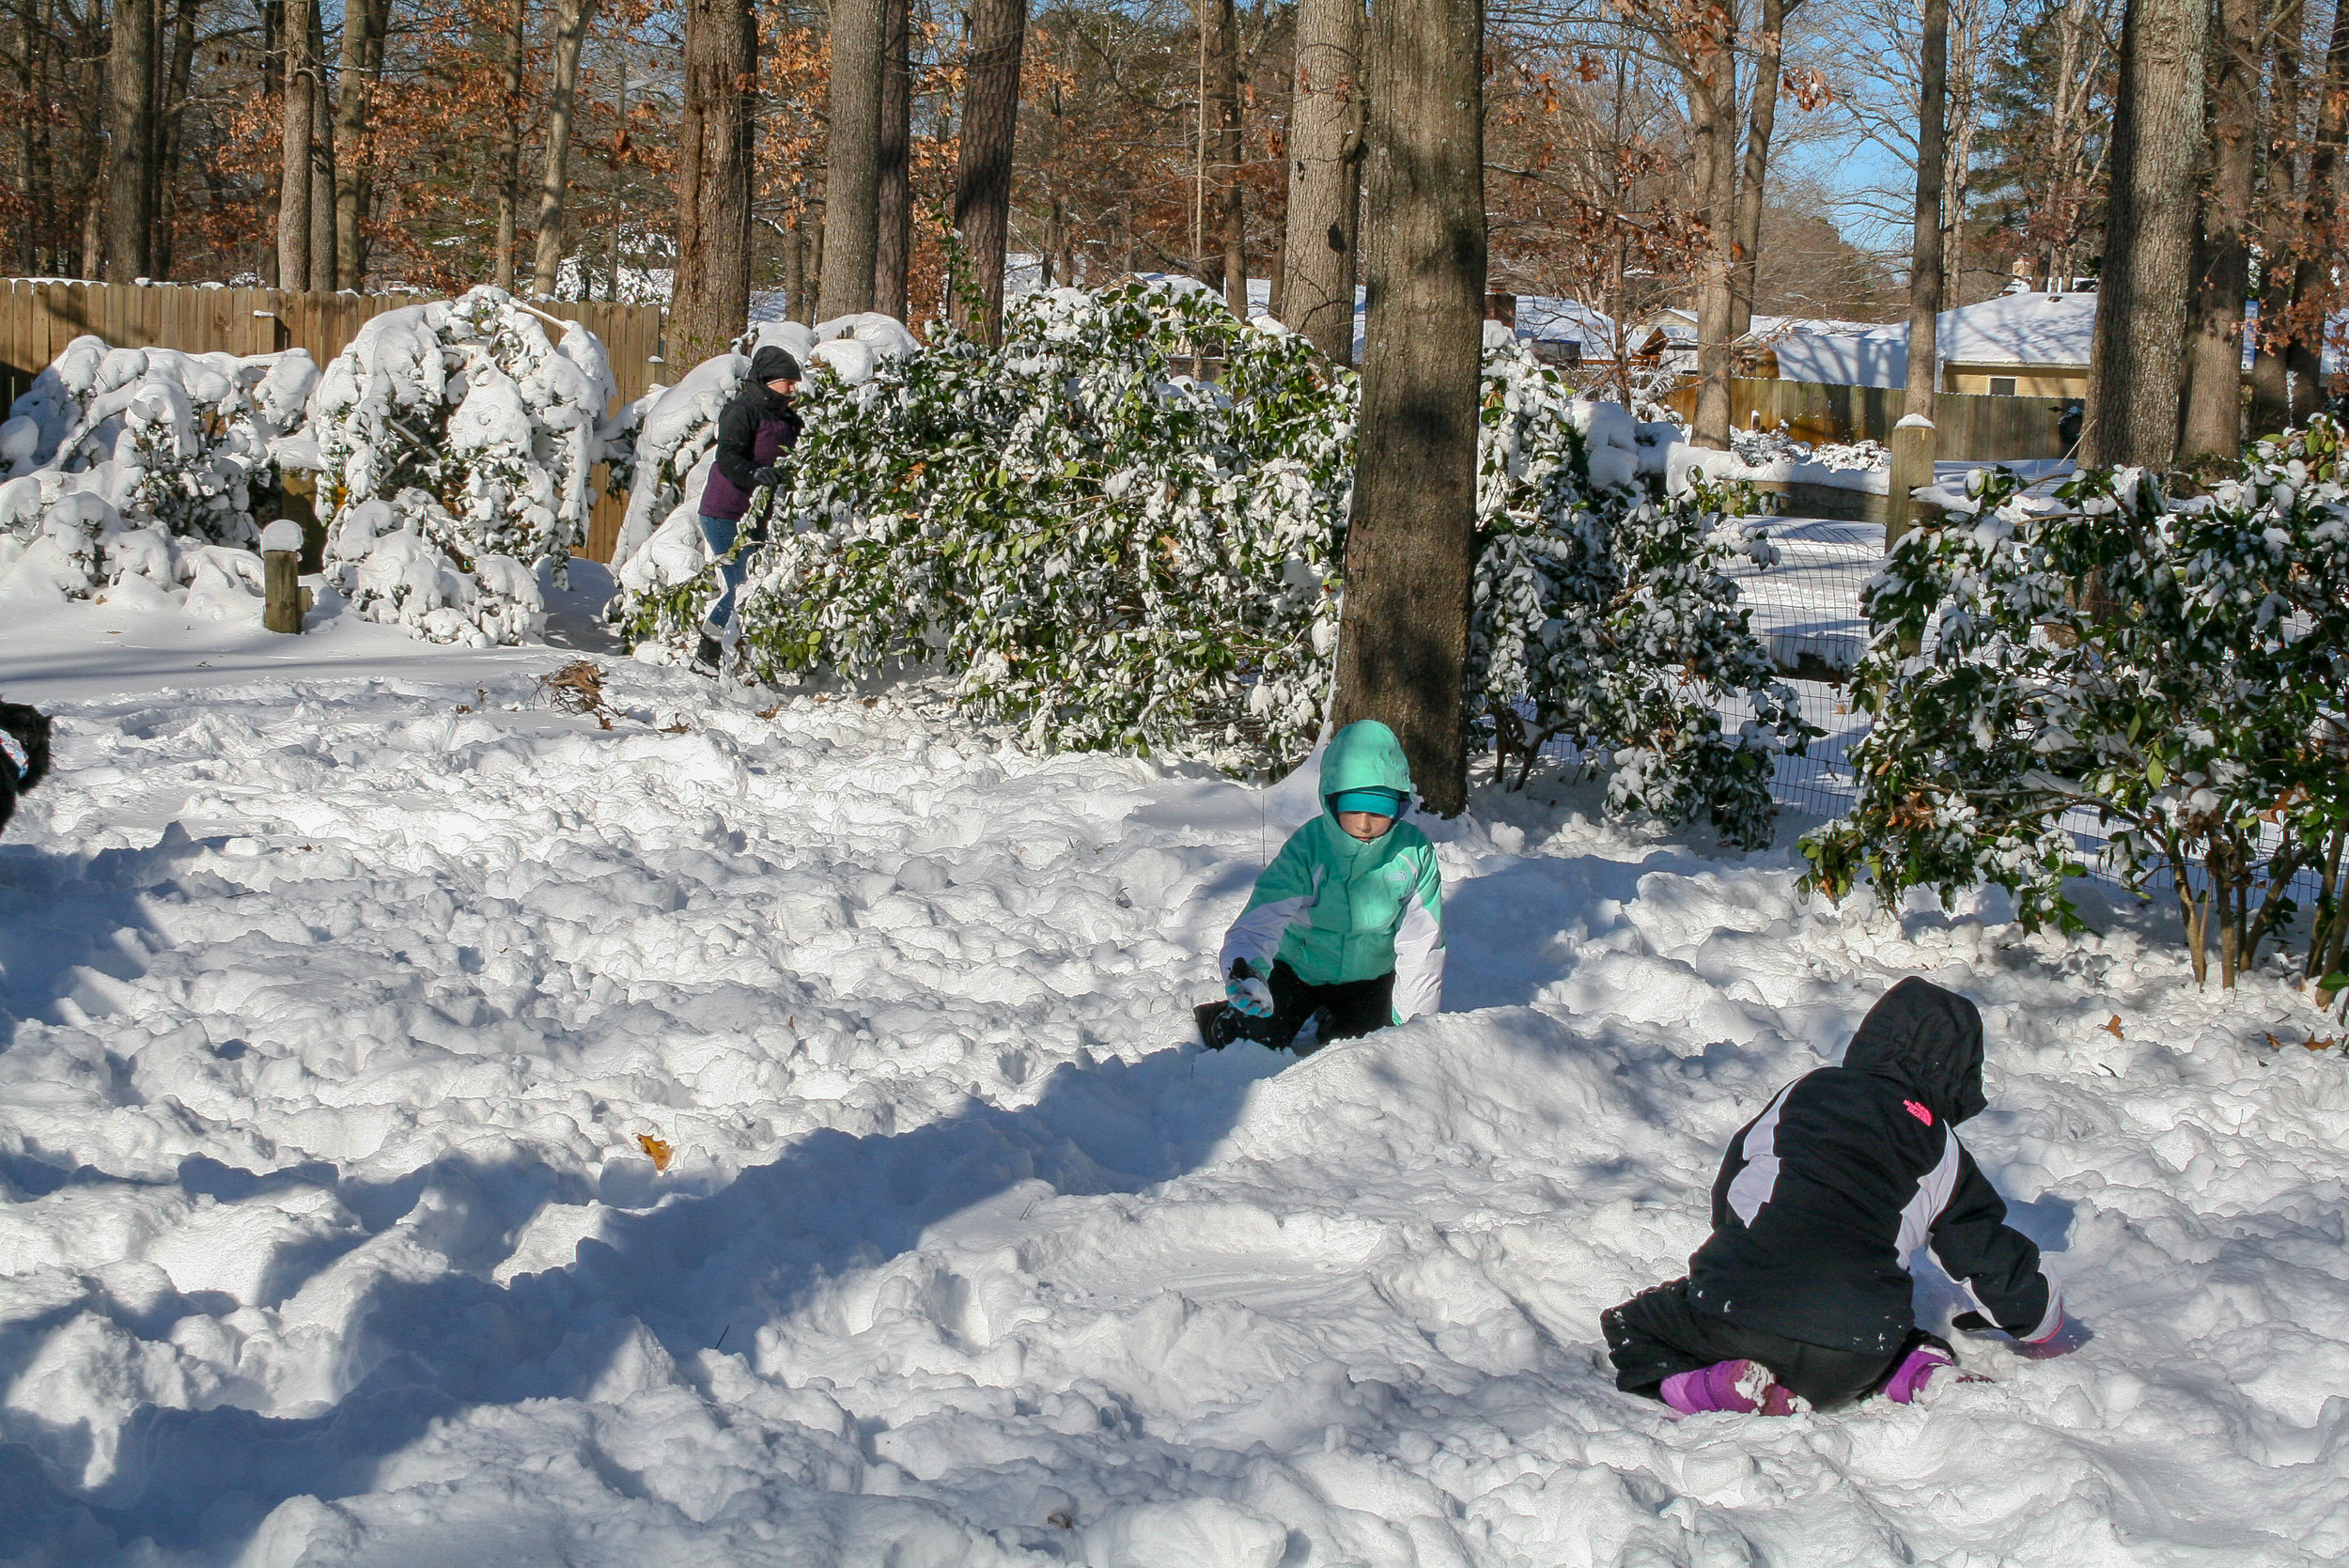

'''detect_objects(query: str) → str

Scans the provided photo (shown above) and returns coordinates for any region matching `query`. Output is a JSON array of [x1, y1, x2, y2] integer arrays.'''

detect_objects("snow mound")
[[3, 660, 2346, 1564]]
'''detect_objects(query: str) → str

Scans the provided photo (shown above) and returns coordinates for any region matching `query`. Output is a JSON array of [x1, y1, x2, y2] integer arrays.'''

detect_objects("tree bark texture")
[[1330, 0, 1484, 817], [307, 0, 334, 287], [332, 0, 386, 290], [493, 0, 527, 291], [824, 0, 887, 318], [2180, 0, 2258, 460], [874, 0, 911, 318], [2282, 3, 2349, 422], [105, 0, 157, 278], [1206, 0, 1244, 314], [1729, 0, 1794, 343], [259, 0, 283, 286], [1682, 9, 1737, 449], [534, 0, 599, 296], [276, 0, 314, 290], [672, 0, 757, 364], [951, 0, 1027, 341], [2248, 2, 2301, 435], [1283, 0, 1363, 361], [2084, 0, 2209, 467], [1905, 0, 1948, 424]]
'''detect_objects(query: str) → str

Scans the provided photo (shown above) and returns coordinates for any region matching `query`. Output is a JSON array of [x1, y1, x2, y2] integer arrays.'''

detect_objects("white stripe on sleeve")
[[1390, 884, 1445, 1021], [1898, 1127, 1964, 1263], [1725, 1081, 1798, 1225], [1219, 875, 1319, 980]]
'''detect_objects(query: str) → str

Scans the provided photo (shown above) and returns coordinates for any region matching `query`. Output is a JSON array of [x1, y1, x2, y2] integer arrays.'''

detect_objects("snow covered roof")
[[1774, 292, 2101, 386], [1517, 297, 1617, 348], [1747, 314, 1891, 342]]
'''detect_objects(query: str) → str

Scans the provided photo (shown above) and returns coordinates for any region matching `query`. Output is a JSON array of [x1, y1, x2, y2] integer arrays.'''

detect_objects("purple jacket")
[[699, 380, 802, 522]]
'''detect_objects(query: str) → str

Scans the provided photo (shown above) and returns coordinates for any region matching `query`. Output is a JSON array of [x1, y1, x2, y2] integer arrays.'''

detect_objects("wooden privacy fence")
[[0, 280, 670, 561], [1667, 376, 2075, 461]]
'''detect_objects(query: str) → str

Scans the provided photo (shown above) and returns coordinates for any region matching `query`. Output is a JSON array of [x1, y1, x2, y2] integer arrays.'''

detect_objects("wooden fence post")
[[1886, 415, 1937, 550], [260, 518, 306, 632]]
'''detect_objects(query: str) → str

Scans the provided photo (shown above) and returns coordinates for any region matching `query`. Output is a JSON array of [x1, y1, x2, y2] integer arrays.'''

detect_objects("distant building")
[[1772, 293, 2098, 397], [1515, 297, 1619, 367]]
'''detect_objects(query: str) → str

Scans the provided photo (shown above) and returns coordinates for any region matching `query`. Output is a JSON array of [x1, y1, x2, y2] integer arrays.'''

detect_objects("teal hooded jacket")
[[1217, 721, 1446, 1020]]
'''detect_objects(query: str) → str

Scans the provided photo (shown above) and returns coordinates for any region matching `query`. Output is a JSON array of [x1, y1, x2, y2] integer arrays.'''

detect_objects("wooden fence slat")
[[3, 281, 23, 406], [1667, 375, 2070, 462]]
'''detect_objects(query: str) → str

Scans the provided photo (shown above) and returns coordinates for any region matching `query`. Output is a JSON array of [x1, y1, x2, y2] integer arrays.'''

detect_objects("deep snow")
[[4, 612, 2349, 1567]]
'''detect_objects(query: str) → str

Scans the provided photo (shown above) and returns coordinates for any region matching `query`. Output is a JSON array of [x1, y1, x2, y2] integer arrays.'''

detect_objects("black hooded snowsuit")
[[1603, 978, 2060, 1408]]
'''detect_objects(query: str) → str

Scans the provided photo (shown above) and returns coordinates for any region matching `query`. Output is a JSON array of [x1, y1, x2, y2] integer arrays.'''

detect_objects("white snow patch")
[[0, 618, 2345, 1563]]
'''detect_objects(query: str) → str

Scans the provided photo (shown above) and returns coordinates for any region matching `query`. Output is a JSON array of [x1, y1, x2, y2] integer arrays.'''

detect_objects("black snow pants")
[[1208, 960, 1393, 1056], [1603, 1279, 1920, 1411]]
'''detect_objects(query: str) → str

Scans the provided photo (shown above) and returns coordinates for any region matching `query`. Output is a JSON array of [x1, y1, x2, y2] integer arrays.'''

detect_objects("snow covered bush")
[[1801, 420, 2349, 989], [1473, 337, 1814, 847], [611, 283, 1799, 838], [309, 287, 615, 645], [1728, 425, 1887, 473], [0, 334, 315, 608], [615, 284, 1348, 774]]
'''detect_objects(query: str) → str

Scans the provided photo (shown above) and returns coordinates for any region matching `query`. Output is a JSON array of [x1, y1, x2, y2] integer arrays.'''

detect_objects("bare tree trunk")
[[1281, 0, 1364, 363], [1206, 0, 1244, 315], [153, 0, 200, 277], [308, 0, 334, 286], [671, 0, 756, 364], [493, 0, 526, 291], [277, 0, 314, 290], [1682, 8, 1738, 449], [824, 0, 887, 318], [950, 0, 1027, 341], [2084, 0, 2210, 467], [2282, 2, 2349, 423], [533, 0, 598, 295], [1330, 0, 1484, 817], [1906, 0, 1948, 423], [105, 0, 156, 278], [874, 0, 910, 318], [1729, 0, 1793, 343], [1941, 0, 1984, 298], [2181, 0, 2258, 460], [605, 52, 627, 302], [332, 0, 384, 290], [785, 216, 808, 322], [2249, 0, 2301, 433]]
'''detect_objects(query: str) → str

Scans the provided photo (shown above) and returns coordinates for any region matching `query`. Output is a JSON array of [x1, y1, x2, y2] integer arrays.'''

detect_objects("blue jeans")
[[696, 512, 752, 634]]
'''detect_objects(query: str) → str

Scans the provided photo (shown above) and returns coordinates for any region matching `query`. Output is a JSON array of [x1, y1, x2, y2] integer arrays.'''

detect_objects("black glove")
[[750, 467, 786, 492]]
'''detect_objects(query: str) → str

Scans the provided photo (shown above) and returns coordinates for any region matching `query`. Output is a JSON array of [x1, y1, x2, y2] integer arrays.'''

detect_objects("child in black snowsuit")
[[1604, 978, 2067, 1414]]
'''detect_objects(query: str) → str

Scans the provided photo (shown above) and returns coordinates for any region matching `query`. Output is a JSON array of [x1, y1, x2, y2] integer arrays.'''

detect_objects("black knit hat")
[[749, 345, 802, 384]]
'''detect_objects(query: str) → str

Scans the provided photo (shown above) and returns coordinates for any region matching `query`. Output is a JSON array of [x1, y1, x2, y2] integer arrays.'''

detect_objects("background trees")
[[0, 0, 2338, 462]]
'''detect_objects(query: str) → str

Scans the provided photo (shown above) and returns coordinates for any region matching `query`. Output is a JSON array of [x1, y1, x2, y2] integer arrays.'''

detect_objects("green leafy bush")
[[1800, 420, 2349, 990], [610, 282, 1806, 844]]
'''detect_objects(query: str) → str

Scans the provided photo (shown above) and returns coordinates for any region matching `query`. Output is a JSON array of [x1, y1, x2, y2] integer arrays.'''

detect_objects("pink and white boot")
[[1657, 1359, 1807, 1417]]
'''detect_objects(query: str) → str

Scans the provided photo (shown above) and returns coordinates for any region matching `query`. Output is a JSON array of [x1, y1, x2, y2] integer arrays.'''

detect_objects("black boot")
[[692, 632, 723, 675]]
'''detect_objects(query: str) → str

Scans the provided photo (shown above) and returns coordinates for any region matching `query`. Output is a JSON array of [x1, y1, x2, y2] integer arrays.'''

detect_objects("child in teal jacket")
[[1204, 720, 1445, 1053]]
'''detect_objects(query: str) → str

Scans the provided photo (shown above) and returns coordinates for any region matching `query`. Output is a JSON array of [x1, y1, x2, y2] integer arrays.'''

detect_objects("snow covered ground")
[[5, 602, 2349, 1567]]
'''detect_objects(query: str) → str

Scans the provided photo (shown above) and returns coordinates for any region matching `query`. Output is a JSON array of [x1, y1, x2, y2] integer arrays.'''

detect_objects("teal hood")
[[1319, 721, 1415, 809]]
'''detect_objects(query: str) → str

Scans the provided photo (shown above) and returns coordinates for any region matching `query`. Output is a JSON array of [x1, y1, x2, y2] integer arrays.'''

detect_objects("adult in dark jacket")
[[692, 345, 804, 673], [1603, 977, 2067, 1415]]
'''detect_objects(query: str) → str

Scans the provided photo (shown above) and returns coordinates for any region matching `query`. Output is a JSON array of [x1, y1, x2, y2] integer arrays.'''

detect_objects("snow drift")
[[2, 656, 2345, 1565]]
